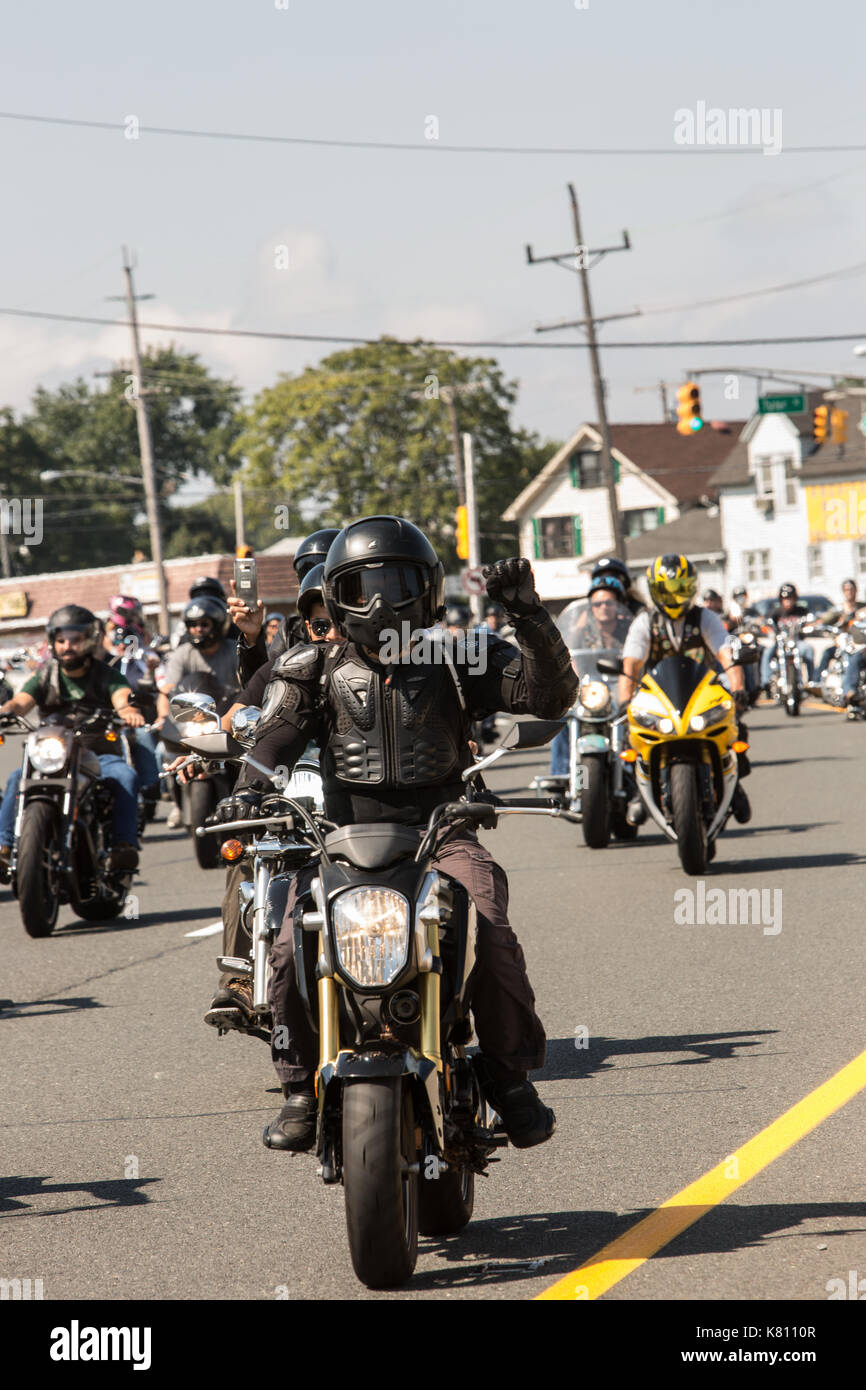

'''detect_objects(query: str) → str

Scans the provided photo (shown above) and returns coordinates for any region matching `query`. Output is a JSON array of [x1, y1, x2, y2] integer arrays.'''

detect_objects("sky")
[[3, 0, 866, 498]]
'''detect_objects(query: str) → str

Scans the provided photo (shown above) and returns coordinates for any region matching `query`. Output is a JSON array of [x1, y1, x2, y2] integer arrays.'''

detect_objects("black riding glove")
[[483, 557, 541, 619], [212, 791, 262, 824], [733, 689, 749, 713]]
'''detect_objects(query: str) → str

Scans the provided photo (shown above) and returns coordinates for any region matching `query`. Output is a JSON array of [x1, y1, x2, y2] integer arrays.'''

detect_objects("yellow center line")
[[537, 1045, 866, 1301]]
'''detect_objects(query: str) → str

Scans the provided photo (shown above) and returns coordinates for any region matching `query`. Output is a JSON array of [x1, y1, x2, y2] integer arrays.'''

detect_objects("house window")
[[783, 460, 798, 508], [744, 549, 771, 583], [854, 540, 866, 577], [623, 507, 663, 538], [755, 460, 775, 502], [807, 544, 824, 581], [534, 515, 581, 559], [569, 452, 620, 488]]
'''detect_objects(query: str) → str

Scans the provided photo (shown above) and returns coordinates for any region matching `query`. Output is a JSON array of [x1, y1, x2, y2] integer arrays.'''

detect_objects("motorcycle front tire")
[[670, 762, 707, 876], [16, 800, 61, 937], [342, 1076, 419, 1288], [187, 780, 221, 869], [581, 756, 611, 849]]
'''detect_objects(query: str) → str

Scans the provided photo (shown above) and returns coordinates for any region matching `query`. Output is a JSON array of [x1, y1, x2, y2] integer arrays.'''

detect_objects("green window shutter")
[[572, 515, 583, 557], [656, 506, 665, 526], [531, 517, 541, 559], [569, 457, 580, 488], [613, 458, 620, 484]]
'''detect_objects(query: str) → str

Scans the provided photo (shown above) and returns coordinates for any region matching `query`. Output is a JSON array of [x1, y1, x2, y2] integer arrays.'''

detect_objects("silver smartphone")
[[234, 557, 258, 607]]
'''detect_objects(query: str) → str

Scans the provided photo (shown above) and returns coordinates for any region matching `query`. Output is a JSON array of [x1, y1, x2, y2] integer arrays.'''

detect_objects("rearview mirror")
[[169, 691, 218, 724], [596, 656, 623, 677], [230, 705, 262, 748], [501, 719, 565, 750]]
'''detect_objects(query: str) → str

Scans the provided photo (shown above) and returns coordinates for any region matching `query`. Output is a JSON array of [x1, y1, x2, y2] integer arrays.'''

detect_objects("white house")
[[502, 420, 742, 604], [709, 399, 866, 603]]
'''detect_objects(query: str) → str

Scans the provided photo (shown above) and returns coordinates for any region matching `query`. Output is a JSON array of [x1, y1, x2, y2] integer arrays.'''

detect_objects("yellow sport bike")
[[601, 654, 748, 875]]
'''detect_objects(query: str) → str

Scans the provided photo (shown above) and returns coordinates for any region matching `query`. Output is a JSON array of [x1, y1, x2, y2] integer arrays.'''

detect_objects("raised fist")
[[482, 557, 540, 618]]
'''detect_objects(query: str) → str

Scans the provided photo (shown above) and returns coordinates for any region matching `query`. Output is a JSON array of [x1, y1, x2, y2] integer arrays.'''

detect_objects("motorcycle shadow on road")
[[53, 905, 220, 938], [717, 850, 865, 876], [0, 1173, 159, 1219], [0, 995, 104, 1020], [409, 1199, 866, 1292], [532, 1029, 777, 1084]]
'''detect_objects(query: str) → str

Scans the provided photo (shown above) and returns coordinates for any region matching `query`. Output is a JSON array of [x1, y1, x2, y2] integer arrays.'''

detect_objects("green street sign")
[[758, 393, 806, 415]]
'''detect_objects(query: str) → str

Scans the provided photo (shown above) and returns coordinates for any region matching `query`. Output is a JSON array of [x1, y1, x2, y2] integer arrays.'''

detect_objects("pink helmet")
[[108, 594, 145, 634]]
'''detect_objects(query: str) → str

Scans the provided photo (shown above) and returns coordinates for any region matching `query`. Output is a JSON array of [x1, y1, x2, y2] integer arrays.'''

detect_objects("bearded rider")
[[617, 554, 751, 826], [0, 605, 145, 873], [207, 516, 577, 1154]]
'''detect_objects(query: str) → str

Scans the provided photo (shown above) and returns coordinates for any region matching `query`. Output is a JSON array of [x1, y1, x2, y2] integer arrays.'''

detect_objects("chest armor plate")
[[327, 658, 464, 786]]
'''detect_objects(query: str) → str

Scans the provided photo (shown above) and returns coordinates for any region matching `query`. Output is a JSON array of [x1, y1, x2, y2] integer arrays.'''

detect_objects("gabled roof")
[[502, 420, 744, 521], [623, 507, 723, 565]]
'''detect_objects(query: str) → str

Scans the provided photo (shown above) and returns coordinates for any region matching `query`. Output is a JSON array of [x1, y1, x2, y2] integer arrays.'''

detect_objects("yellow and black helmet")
[[646, 553, 697, 619]]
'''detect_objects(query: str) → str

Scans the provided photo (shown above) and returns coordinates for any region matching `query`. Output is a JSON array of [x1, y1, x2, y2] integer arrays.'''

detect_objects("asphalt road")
[[2, 700, 865, 1303]]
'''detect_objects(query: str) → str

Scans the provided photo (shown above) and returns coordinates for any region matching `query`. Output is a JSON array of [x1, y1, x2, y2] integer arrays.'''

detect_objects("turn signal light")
[[0, 735, 4, 746], [620, 749, 637, 762], [732, 740, 750, 753], [105, 730, 117, 742], [221, 839, 244, 862]]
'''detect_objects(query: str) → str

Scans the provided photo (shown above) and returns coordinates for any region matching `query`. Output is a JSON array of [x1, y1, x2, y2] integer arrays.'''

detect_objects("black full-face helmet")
[[322, 516, 445, 651], [189, 575, 226, 603], [297, 563, 326, 621], [293, 528, 341, 582], [47, 604, 101, 660], [183, 596, 229, 646]]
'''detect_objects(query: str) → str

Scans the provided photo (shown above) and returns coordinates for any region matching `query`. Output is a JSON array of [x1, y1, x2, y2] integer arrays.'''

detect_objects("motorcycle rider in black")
[[210, 516, 578, 1153]]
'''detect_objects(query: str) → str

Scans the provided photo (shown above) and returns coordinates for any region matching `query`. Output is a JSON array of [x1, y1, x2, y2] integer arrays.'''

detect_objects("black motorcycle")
[[177, 708, 568, 1289], [0, 708, 136, 937], [160, 674, 237, 869]]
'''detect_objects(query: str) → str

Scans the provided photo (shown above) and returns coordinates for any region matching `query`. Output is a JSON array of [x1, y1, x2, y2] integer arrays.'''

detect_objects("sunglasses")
[[309, 618, 332, 638], [590, 599, 617, 610]]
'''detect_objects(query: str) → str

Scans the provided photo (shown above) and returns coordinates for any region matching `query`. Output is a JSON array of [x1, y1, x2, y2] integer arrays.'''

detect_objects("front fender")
[[320, 1049, 443, 1148]]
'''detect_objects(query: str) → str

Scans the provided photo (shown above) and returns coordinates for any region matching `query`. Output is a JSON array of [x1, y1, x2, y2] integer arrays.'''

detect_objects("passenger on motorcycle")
[[816, 579, 863, 680], [0, 605, 144, 872], [759, 584, 816, 691], [209, 517, 577, 1154], [201, 564, 345, 1031], [102, 595, 161, 812], [617, 555, 750, 824]]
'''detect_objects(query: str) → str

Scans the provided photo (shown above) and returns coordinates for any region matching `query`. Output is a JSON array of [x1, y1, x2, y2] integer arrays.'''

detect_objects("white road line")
[[184, 921, 223, 938]]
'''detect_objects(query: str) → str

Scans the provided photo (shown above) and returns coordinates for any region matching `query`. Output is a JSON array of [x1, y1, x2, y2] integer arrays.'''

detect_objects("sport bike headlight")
[[580, 680, 611, 714], [689, 714, 706, 732], [26, 733, 67, 774], [331, 887, 411, 988]]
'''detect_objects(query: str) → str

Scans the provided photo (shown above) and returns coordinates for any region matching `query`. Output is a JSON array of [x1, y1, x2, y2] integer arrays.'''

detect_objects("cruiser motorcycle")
[[173, 695, 567, 1289], [0, 708, 137, 936]]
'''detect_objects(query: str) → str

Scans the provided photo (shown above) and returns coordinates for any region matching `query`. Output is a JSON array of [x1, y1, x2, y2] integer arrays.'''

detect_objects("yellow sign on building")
[[805, 481, 866, 543], [0, 589, 29, 619]]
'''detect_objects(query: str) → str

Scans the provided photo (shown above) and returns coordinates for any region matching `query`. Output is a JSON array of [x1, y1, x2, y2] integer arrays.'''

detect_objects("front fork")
[[567, 715, 580, 808], [252, 857, 273, 1014]]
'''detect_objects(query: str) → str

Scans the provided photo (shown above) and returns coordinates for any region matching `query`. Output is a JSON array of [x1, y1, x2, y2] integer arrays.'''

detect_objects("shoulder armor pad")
[[272, 643, 323, 678]]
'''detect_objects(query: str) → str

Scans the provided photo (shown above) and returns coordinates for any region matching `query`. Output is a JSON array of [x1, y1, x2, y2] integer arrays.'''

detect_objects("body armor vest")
[[647, 609, 707, 668], [325, 652, 471, 789]]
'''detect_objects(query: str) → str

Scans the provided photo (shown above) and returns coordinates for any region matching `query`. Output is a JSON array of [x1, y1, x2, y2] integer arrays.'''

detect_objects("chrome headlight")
[[580, 680, 611, 714], [331, 887, 411, 988], [27, 732, 68, 774]]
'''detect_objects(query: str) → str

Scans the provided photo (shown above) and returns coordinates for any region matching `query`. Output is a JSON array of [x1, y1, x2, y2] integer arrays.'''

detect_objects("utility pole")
[[234, 476, 246, 551], [108, 250, 169, 633], [528, 187, 633, 557], [462, 432, 482, 623], [0, 486, 11, 578]]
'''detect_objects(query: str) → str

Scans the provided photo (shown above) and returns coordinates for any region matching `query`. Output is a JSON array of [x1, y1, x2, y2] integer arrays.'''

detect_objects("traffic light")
[[831, 408, 849, 444], [676, 381, 703, 435], [455, 505, 469, 561], [813, 405, 829, 442], [236, 544, 253, 558]]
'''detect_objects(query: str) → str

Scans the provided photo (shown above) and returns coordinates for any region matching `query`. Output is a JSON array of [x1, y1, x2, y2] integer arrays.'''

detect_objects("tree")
[[234, 338, 554, 568], [14, 347, 243, 571]]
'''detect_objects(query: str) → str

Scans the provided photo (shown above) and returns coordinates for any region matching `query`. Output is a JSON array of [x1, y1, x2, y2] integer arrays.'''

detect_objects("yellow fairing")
[[627, 667, 736, 765]]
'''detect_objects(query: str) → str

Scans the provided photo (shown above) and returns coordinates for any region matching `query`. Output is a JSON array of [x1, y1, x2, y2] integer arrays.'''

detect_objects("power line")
[[1, 109, 865, 157], [0, 303, 865, 350], [637, 259, 866, 318]]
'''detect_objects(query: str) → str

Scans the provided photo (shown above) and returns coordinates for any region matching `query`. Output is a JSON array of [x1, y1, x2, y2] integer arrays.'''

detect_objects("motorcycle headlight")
[[26, 732, 67, 774], [331, 887, 411, 988], [689, 714, 706, 732], [659, 718, 675, 734], [580, 680, 611, 714], [630, 695, 667, 731]]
